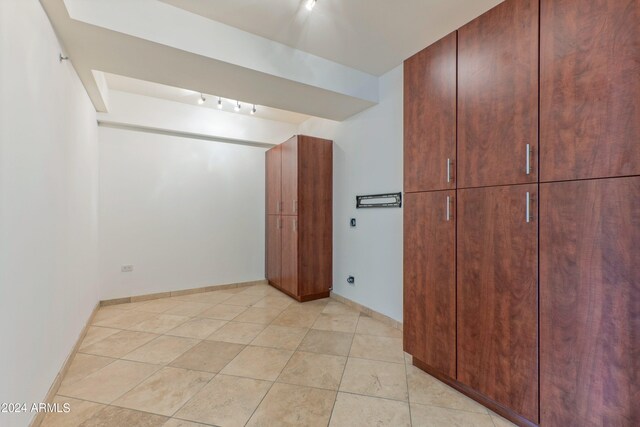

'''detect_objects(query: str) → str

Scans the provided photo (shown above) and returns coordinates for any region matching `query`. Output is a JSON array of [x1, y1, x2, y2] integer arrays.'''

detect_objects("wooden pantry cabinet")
[[403, 0, 639, 426], [265, 135, 332, 302]]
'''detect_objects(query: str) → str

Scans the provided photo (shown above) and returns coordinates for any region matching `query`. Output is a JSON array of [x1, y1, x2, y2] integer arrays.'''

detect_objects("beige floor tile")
[[175, 374, 271, 427], [128, 314, 190, 334], [250, 325, 308, 350], [58, 360, 160, 404], [163, 302, 212, 317], [93, 310, 156, 329], [490, 413, 518, 427], [41, 396, 104, 427], [297, 329, 354, 356], [162, 419, 209, 427], [61, 354, 116, 386], [122, 335, 199, 365], [112, 300, 151, 311], [322, 301, 361, 316], [221, 345, 292, 381], [134, 299, 178, 313], [247, 383, 335, 427], [79, 330, 158, 358], [224, 293, 265, 307], [206, 321, 265, 344], [233, 307, 283, 324], [340, 357, 408, 401], [329, 393, 411, 427], [91, 307, 129, 324], [198, 303, 246, 320], [302, 298, 331, 309], [312, 313, 360, 333], [113, 367, 213, 416], [188, 291, 235, 305], [272, 307, 322, 328], [170, 340, 244, 373], [165, 318, 227, 339], [349, 334, 404, 363], [251, 295, 294, 309], [79, 326, 121, 350], [77, 405, 168, 426], [356, 316, 402, 338], [407, 365, 488, 413], [410, 403, 496, 427], [239, 284, 281, 296], [278, 351, 346, 390]]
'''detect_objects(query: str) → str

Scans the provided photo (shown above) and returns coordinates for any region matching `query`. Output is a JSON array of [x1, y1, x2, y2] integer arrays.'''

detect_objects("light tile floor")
[[43, 284, 517, 427]]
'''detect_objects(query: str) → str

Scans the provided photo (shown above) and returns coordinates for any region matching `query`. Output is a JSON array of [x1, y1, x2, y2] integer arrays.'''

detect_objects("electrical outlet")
[[121, 265, 134, 273], [350, 218, 356, 227], [347, 276, 355, 285]]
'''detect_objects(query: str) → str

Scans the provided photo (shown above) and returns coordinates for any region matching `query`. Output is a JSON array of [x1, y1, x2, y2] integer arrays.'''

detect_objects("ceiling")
[[160, 0, 503, 76], [105, 73, 311, 124]]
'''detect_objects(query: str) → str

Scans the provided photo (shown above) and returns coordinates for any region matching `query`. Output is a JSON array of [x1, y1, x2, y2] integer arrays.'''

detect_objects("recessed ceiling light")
[[305, 0, 316, 11], [198, 94, 206, 105]]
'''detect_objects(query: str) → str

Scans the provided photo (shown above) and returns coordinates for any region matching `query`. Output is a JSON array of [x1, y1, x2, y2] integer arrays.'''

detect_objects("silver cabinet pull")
[[526, 144, 531, 175], [526, 192, 531, 223], [447, 158, 452, 183], [446, 196, 451, 221]]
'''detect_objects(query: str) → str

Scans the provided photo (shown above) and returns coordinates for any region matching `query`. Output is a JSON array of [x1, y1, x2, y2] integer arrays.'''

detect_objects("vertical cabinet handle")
[[446, 196, 451, 221], [526, 191, 532, 223], [525, 144, 531, 175], [447, 158, 452, 183]]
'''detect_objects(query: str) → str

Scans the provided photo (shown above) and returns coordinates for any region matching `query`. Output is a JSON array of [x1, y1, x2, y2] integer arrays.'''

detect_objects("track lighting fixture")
[[198, 94, 206, 105], [305, 0, 317, 11], [234, 101, 241, 112], [217, 97, 223, 109], [251, 104, 257, 115]]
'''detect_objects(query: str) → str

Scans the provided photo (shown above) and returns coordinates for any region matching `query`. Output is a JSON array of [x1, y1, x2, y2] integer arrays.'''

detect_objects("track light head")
[[217, 97, 223, 109], [198, 94, 206, 105], [305, 0, 317, 11], [234, 101, 241, 112], [251, 105, 257, 115]]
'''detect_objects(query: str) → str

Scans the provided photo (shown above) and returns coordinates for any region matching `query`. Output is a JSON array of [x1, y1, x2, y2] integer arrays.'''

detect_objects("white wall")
[[98, 127, 268, 300], [299, 65, 404, 321], [0, 1, 100, 426]]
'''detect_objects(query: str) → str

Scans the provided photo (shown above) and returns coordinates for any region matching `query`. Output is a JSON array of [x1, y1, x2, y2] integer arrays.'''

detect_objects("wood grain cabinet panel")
[[540, 0, 640, 182], [404, 190, 456, 378], [457, 184, 538, 423], [265, 145, 282, 215], [265, 215, 281, 286], [404, 32, 457, 192], [281, 136, 298, 216], [540, 177, 640, 426], [280, 216, 298, 297], [458, 0, 539, 188]]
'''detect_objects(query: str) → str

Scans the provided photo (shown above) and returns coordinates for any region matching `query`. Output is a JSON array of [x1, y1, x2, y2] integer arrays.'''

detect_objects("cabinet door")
[[265, 215, 281, 286], [404, 191, 456, 378], [540, 0, 640, 182], [281, 216, 298, 297], [458, 0, 538, 188], [265, 145, 282, 215], [281, 136, 298, 216], [540, 177, 640, 426], [404, 32, 457, 192], [457, 184, 538, 422]]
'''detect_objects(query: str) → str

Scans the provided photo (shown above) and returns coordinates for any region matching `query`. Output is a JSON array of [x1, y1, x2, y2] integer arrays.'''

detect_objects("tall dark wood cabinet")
[[404, 191, 456, 378], [403, 0, 639, 426], [540, 177, 640, 426], [457, 185, 539, 423], [540, 0, 640, 182], [458, 0, 539, 188], [265, 135, 332, 302]]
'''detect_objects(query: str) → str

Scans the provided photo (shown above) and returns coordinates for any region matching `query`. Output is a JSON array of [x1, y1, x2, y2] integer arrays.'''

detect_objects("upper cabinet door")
[[540, 0, 640, 182], [265, 145, 282, 215], [540, 177, 640, 426], [404, 32, 457, 192], [457, 184, 539, 423], [458, 0, 539, 188], [404, 190, 456, 378], [281, 136, 298, 216]]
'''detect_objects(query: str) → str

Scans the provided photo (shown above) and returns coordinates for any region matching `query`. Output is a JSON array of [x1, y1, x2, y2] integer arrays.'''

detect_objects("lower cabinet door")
[[404, 190, 456, 378], [266, 215, 281, 286], [457, 184, 538, 423], [281, 216, 299, 297], [540, 177, 640, 426]]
